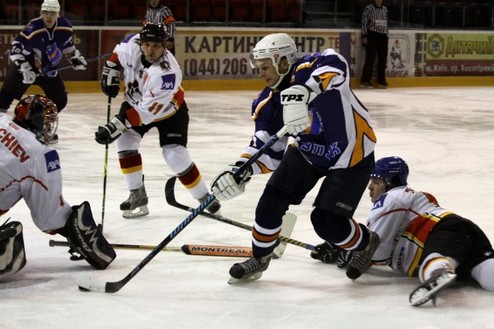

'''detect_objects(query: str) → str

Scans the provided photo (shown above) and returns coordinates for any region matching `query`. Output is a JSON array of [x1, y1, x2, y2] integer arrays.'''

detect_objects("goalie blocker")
[[57, 201, 116, 270], [0, 221, 27, 280]]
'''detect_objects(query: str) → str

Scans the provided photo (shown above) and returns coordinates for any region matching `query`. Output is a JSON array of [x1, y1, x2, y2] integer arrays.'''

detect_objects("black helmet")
[[14, 94, 58, 143], [140, 23, 167, 44]]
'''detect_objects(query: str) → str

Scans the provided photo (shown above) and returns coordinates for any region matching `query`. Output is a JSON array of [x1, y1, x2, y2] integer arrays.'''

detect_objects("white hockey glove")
[[69, 49, 87, 70], [211, 164, 252, 201], [18, 61, 36, 84], [101, 61, 120, 98], [280, 85, 315, 136], [94, 114, 129, 145]]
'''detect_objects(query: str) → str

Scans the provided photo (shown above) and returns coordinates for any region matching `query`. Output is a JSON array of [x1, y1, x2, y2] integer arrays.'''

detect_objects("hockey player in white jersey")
[[312, 156, 494, 306], [95, 23, 220, 219], [0, 95, 116, 280]]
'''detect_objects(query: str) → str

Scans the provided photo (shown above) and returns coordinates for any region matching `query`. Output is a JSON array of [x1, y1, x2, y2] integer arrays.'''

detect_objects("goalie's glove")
[[69, 49, 87, 70], [17, 61, 36, 84], [101, 61, 120, 98], [280, 85, 315, 136], [95, 114, 129, 145], [211, 163, 252, 201], [310, 241, 353, 268]]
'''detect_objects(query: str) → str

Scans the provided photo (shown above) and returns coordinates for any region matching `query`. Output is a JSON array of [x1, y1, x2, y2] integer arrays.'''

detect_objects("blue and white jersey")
[[10, 16, 77, 76], [238, 48, 376, 174]]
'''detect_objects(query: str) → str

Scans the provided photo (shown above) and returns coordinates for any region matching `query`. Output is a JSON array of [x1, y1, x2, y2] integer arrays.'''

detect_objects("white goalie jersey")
[[0, 113, 72, 232], [112, 34, 184, 125]]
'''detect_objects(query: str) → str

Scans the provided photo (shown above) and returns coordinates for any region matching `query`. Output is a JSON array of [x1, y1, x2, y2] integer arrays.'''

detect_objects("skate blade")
[[122, 205, 149, 219], [410, 272, 457, 306], [227, 272, 263, 285]]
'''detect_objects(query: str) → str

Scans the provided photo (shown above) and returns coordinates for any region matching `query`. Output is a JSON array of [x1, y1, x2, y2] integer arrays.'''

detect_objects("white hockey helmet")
[[251, 33, 297, 70], [251, 33, 298, 88], [41, 0, 60, 12]]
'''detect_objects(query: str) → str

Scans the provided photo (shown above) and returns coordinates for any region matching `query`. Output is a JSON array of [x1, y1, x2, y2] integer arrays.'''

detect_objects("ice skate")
[[199, 193, 221, 215], [228, 252, 273, 284], [346, 231, 380, 279], [120, 185, 149, 219], [409, 270, 457, 306]]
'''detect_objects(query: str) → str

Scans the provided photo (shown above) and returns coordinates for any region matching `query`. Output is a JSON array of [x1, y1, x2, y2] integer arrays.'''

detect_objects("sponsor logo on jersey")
[[45, 150, 61, 172], [161, 74, 176, 90]]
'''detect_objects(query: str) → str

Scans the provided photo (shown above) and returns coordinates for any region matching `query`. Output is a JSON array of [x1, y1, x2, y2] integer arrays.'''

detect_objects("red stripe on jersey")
[[177, 164, 201, 188], [125, 108, 142, 126], [119, 153, 142, 174]]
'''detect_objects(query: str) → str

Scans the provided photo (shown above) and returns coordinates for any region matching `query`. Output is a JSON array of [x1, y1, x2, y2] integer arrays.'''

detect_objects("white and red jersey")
[[368, 186, 453, 276], [0, 113, 71, 232], [112, 34, 184, 125]]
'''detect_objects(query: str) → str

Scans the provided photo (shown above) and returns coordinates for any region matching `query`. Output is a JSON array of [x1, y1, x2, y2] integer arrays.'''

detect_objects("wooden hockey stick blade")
[[165, 176, 316, 251], [49, 240, 252, 257], [49, 239, 181, 252], [181, 245, 252, 257], [272, 213, 297, 259]]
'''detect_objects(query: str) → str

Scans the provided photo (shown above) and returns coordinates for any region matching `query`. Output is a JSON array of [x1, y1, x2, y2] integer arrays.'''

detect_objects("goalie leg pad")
[[0, 221, 27, 279], [64, 202, 116, 269]]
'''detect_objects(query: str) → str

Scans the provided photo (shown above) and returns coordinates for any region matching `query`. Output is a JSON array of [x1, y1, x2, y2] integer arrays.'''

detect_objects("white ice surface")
[[1, 87, 493, 329]]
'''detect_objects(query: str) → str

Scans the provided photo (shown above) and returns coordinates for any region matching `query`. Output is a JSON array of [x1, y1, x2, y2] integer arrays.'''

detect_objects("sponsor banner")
[[0, 28, 492, 81], [179, 30, 343, 80], [424, 33, 494, 76], [386, 33, 416, 77]]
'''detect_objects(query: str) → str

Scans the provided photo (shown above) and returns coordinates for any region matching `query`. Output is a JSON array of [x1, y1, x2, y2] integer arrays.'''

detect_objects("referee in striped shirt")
[[360, 0, 389, 89], [144, 0, 176, 55]]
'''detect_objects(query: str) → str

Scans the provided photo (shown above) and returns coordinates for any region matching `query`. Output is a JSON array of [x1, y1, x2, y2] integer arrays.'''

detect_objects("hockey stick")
[[99, 95, 112, 232], [40, 52, 111, 75], [49, 240, 252, 257], [165, 176, 316, 251], [75, 126, 288, 293]]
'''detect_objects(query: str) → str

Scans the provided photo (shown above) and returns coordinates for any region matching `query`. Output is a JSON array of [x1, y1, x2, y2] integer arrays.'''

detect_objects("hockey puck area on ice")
[[78, 286, 90, 292]]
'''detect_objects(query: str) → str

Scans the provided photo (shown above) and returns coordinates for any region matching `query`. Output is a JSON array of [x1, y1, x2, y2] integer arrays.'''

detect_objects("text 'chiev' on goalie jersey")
[[112, 33, 184, 125], [241, 48, 377, 175], [367, 185, 453, 276], [0, 113, 72, 232]]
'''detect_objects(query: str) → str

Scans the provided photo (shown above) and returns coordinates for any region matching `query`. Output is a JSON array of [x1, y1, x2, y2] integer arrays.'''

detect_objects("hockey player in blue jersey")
[[0, 0, 87, 143], [210, 33, 379, 283]]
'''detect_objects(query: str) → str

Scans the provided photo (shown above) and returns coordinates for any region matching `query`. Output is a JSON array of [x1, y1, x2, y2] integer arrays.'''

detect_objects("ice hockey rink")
[[2, 86, 493, 329]]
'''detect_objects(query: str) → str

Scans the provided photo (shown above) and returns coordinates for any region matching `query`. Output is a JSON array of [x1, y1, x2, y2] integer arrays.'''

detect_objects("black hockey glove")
[[101, 61, 120, 98], [95, 114, 129, 144], [310, 241, 352, 268]]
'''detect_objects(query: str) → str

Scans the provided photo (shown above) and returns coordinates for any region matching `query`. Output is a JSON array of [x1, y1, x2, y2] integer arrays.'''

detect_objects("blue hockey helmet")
[[371, 156, 409, 187]]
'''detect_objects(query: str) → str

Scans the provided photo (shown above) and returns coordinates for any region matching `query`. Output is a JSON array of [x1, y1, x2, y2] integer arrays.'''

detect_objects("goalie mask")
[[371, 156, 409, 187], [14, 95, 58, 144], [250, 33, 298, 88]]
